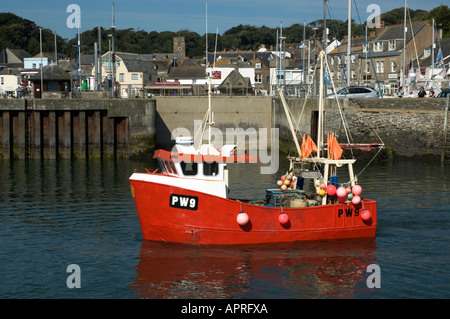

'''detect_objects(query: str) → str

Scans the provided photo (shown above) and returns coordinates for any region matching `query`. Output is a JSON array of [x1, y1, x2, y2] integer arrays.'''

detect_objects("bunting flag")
[[307, 135, 318, 153], [327, 133, 343, 160], [436, 48, 443, 67], [301, 134, 309, 158], [301, 134, 318, 158]]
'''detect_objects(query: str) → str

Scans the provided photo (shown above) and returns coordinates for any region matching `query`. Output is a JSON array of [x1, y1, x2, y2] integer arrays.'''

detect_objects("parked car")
[[436, 88, 450, 98], [327, 86, 379, 98]]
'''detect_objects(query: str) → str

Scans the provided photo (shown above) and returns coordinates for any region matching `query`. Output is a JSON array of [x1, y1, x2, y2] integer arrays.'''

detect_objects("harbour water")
[[0, 157, 449, 299]]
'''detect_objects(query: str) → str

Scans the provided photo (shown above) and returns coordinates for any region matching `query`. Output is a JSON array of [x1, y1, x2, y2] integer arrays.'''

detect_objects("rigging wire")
[[327, 2, 348, 85], [353, 0, 383, 98]]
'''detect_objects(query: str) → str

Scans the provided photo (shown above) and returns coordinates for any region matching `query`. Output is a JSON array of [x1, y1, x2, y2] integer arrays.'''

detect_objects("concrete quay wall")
[[0, 98, 155, 160], [0, 96, 447, 160], [157, 96, 448, 158]]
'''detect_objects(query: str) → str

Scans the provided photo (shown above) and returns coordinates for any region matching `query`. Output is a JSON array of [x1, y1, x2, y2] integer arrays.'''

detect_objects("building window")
[[365, 61, 371, 73], [131, 74, 138, 80], [0, 77, 3, 85], [363, 43, 368, 53], [330, 57, 334, 66], [373, 42, 383, 52], [255, 74, 262, 83], [255, 63, 261, 69], [119, 73, 124, 82], [376, 61, 385, 73], [32, 63, 36, 69], [48, 81, 59, 91], [180, 161, 198, 176], [390, 60, 397, 73], [388, 40, 395, 51], [351, 71, 356, 79], [203, 162, 219, 176]]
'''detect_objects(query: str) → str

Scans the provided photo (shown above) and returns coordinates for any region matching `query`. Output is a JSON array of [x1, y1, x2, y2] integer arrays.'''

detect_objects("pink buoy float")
[[326, 185, 337, 196], [278, 213, 289, 225], [237, 212, 249, 226], [337, 195, 347, 203], [361, 210, 371, 221], [336, 187, 347, 198], [352, 185, 362, 196], [351, 195, 361, 206]]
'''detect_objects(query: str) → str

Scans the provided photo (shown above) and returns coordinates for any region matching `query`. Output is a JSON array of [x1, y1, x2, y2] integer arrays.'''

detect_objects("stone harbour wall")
[[0, 96, 447, 160]]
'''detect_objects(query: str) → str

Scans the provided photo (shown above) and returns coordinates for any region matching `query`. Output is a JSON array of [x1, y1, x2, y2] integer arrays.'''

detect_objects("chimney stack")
[[376, 21, 385, 34]]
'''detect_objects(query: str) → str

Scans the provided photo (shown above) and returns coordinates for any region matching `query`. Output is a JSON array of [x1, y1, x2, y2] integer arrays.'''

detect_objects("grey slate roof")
[[168, 65, 206, 79], [0, 68, 21, 75], [30, 64, 70, 81], [207, 52, 272, 66], [415, 37, 450, 68], [106, 52, 156, 73], [375, 21, 428, 42]]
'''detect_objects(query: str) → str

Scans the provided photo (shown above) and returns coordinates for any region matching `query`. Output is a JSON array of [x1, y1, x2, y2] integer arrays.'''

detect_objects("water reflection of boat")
[[129, 239, 377, 299]]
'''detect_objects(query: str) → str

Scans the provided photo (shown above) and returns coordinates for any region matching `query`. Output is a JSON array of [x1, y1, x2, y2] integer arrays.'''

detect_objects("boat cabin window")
[[167, 160, 177, 174], [203, 162, 219, 176], [180, 161, 198, 175], [158, 159, 177, 175]]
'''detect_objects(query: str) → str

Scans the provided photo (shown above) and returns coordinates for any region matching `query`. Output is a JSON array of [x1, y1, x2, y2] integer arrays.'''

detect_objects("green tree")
[[428, 5, 450, 38]]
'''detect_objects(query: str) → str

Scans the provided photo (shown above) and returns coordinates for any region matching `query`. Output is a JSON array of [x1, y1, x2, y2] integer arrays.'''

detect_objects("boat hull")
[[130, 174, 377, 245]]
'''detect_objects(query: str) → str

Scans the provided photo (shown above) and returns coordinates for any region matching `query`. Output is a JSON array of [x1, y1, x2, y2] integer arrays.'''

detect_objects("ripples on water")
[[0, 158, 449, 299]]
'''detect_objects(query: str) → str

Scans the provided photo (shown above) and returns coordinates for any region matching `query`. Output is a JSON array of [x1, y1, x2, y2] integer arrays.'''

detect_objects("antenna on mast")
[[111, 2, 116, 97], [205, 2, 208, 70]]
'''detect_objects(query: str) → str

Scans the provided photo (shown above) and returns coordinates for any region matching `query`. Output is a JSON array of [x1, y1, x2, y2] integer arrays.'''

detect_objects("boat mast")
[[318, 50, 324, 159], [205, 2, 214, 149], [346, 0, 352, 86], [431, 18, 435, 89], [402, 0, 407, 91]]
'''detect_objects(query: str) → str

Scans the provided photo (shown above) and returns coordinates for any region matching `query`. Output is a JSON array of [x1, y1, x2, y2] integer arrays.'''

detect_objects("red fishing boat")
[[129, 51, 382, 245]]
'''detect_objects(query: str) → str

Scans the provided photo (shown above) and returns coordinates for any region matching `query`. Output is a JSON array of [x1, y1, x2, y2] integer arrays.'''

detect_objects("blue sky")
[[1, 0, 446, 39]]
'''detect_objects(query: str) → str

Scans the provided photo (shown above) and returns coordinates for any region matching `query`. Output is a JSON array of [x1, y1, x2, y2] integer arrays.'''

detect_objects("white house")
[[0, 68, 21, 97], [24, 57, 52, 69]]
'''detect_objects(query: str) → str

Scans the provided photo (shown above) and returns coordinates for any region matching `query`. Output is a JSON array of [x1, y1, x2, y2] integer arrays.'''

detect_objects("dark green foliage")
[[1, 6, 449, 59]]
